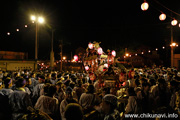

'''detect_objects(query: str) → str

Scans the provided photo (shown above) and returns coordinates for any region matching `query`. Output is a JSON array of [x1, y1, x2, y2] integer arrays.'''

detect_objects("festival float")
[[83, 41, 123, 88]]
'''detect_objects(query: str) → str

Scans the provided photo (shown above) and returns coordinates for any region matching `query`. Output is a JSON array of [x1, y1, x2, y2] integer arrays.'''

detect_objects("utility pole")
[[59, 40, 63, 71], [50, 29, 55, 70], [171, 24, 174, 68]]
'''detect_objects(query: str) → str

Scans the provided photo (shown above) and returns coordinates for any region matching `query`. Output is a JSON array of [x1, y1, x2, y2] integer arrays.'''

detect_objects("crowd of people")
[[0, 66, 180, 120]]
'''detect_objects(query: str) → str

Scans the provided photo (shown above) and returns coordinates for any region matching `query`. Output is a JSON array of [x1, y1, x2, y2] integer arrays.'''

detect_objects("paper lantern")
[[85, 66, 89, 71], [97, 47, 103, 55], [159, 13, 166, 21], [171, 19, 178, 26], [74, 55, 78, 61], [88, 43, 94, 49], [112, 50, 116, 57], [141, 2, 149, 11], [104, 63, 108, 68]]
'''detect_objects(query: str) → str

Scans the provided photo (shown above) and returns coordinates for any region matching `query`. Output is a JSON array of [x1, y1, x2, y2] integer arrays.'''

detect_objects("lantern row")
[[123, 43, 178, 58], [6, 24, 30, 36], [141, 0, 180, 26]]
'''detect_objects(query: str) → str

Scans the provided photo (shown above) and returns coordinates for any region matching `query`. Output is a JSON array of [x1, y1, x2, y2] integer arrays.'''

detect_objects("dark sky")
[[1, 0, 180, 60]]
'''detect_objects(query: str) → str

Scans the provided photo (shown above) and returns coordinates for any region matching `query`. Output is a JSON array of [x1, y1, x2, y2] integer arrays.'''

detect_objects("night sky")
[[1, 0, 180, 60]]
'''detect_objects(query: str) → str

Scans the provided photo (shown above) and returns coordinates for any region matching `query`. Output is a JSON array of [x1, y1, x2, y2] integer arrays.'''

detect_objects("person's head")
[[149, 78, 156, 86], [140, 78, 147, 86], [127, 87, 136, 96], [39, 75, 45, 83], [51, 73, 57, 80], [15, 77, 26, 88], [87, 84, 95, 94], [43, 83, 51, 96], [4, 77, 12, 88], [64, 103, 83, 120], [142, 82, 150, 92], [47, 84, 57, 97], [76, 79, 83, 87], [69, 81, 75, 89], [170, 80, 179, 91], [55, 81, 62, 91], [65, 86, 73, 100], [30, 73, 35, 78], [64, 79, 70, 87], [102, 87, 110, 97], [101, 94, 117, 114], [135, 79, 140, 87], [158, 78, 166, 90]]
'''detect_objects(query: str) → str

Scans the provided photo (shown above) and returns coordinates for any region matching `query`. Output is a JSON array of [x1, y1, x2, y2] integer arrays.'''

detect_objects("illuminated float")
[[83, 41, 123, 88]]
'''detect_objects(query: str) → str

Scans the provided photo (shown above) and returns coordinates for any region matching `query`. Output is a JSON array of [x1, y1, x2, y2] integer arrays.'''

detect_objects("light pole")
[[31, 15, 44, 60], [59, 40, 63, 71]]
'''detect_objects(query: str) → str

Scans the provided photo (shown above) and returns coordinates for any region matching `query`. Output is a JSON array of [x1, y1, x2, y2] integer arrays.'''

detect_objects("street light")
[[63, 56, 66, 60], [170, 42, 178, 67], [30, 15, 45, 61]]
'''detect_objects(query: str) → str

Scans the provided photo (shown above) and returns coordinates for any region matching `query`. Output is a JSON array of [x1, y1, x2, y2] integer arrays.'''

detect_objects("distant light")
[[135, 54, 137, 56], [25, 25, 28, 27], [179, 23, 180, 27], [156, 48, 158, 51], [171, 19, 178, 26], [7, 32, 10, 35], [162, 46, 165, 49], [63, 56, 66, 60], [141, 2, 149, 11], [141, 52, 144, 54], [148, 50, 151, 53], [16, 29, 19, 32], [170, 42, 178, 47], [125, 53, 129, 57], [159, 13, 166, 21]]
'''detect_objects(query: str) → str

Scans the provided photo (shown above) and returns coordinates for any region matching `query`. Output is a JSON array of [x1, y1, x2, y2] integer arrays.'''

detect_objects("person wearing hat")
[[60, 86, 78, 120], [101, 94, 120, 120]]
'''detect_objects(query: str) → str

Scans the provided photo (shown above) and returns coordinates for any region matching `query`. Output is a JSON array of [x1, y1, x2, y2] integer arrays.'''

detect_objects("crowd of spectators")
[[0, 66, 180, 120]]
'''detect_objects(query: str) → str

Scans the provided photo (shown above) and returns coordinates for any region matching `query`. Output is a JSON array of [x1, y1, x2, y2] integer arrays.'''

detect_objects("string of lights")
[[123, 43, 179, 58], [6, 22, 32, 36], [141, 0, 180, 26]]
